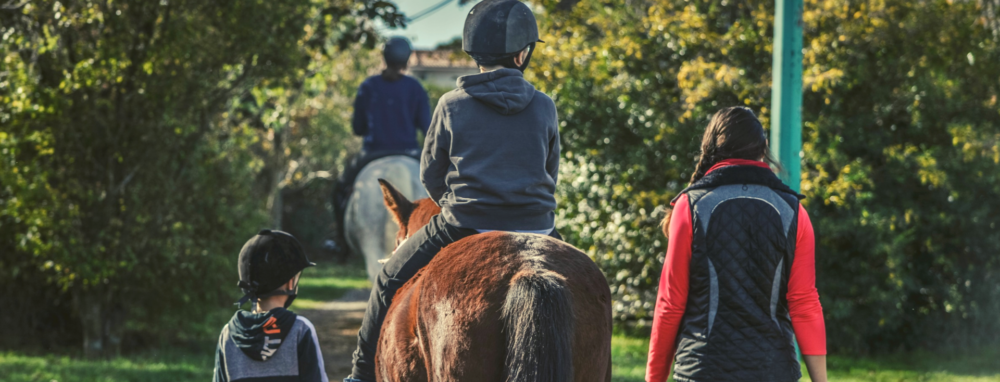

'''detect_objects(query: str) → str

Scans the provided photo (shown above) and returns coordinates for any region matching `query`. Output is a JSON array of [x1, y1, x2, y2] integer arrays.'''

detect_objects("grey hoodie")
[[421, 68, 559, 230], [213, 308, 328, 382]]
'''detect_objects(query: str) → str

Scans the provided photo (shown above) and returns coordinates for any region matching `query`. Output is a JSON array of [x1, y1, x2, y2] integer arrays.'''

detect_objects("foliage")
[[531, 0, 1000, 352], [435, 36, 464, 52], [0, 0, 400, 355], [229, 41, 380, 230]]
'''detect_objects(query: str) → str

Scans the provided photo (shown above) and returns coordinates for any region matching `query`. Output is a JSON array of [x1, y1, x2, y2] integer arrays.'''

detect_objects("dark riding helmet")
[[235, 229, 315, 309], [462, 0, 544, 72], [383, 36, 413, 67]]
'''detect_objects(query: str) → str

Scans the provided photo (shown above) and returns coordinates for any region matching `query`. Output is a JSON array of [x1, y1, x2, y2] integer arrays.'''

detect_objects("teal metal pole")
[[770, 0, 803, 192], [772, 0, 805, 361]]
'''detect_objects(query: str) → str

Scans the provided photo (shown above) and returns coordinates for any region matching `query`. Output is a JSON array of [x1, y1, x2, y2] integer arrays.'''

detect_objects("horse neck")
[[406, 199, 441, 232]]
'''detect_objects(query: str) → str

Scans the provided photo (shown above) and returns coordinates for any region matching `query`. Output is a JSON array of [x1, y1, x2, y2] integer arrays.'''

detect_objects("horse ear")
[[378, 179, 412, 226]]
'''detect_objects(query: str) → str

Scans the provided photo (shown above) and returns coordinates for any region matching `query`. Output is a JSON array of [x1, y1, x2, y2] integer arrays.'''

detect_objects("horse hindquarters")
[[502, 271, 575, 382], [500, 233, 612, 382], [376, 232, 611, 382]]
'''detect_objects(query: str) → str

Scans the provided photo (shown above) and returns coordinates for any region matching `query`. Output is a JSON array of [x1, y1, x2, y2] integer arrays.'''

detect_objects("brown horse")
[[373, 180, 613, 382]]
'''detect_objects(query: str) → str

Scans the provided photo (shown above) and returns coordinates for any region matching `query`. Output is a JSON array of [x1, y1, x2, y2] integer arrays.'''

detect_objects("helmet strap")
[[255, 280, 299, 309], [515, 43, 536, 72]]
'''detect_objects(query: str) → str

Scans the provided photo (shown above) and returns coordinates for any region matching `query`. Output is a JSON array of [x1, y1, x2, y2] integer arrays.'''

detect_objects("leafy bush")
[[532, 0, 1000, 352], [0, 0, 400, 355]]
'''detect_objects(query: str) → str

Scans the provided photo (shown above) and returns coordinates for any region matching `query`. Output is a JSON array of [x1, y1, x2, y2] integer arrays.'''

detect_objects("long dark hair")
[[689, 106, 781, 184]]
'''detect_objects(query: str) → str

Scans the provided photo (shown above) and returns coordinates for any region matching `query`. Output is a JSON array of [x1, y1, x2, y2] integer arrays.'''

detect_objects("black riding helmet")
[[235, 229, 315, 309], [462, 0, 544, 72], [383, 36, 413, 68]]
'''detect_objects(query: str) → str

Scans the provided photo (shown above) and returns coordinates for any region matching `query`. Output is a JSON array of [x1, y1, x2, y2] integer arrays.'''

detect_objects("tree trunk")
[[270, 184, 284, 230], [75, 288, 124, 359], [265, 127, 287, 230]]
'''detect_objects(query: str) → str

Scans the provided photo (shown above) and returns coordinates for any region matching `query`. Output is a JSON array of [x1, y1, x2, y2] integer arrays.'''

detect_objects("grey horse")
[[344, 155, 427, 282]]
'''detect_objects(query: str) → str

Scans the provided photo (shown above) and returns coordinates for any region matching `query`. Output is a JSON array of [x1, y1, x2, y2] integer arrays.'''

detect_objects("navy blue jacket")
[[352, 74, 431, 152]]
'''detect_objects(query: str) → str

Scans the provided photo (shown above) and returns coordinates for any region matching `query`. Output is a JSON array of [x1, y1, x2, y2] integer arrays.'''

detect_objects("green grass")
[[609, 334, 1000, 382], [0, 349, 212, 382], [612, 334, 658, 381], [817, 348, 1000, 382], [293, 260, 371, 310], [3, 334, 999, 381]]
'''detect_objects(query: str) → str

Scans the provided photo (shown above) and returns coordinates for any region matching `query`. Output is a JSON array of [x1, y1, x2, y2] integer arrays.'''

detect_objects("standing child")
[[344, 1, 560, 381], [646, 107, 828, 382], [214, 230, 329, 382]]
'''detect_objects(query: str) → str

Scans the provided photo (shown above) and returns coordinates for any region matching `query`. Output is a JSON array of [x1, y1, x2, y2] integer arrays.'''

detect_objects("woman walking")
[[646, 106, 827, 382]]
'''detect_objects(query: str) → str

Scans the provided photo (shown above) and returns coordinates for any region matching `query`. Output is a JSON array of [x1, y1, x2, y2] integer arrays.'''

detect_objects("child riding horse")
[[374, 180, 612, 382], [346, 2, 570, 381]]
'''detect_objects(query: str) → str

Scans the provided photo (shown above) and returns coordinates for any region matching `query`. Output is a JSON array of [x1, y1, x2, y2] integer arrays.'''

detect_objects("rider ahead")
[[352, 36, 430, 153], [333, 37, 431, 238], [345, 1, 560, 380]]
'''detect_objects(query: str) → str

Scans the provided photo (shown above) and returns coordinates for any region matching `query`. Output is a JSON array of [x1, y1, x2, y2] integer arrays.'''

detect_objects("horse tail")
[[501, 269, 574, 382]]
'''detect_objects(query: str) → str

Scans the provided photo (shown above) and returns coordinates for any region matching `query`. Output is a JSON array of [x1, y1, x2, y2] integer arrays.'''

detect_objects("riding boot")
[[348, 214, 477, 381]]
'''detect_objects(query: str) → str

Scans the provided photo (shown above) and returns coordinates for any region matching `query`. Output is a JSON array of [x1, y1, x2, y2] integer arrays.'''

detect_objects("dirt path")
[[298, 288, 370, 379]]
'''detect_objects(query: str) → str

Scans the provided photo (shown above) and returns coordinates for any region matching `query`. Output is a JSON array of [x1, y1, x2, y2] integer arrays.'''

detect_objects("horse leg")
[[366, 215, 476, 380], [384, 283, 508, 382], [562, 251, 614, 382], [376, 277, 428, 382]]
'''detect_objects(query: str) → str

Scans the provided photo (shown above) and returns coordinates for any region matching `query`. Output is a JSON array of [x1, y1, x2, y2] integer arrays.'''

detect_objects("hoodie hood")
[[457, 68, 536, 115], [227, 307, 297, 361]]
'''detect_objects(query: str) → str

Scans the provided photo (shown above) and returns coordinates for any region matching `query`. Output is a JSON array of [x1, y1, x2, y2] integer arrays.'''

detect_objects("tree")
[[436, 36, 464, 52], [531, 0, 1000, 352], [0, 0, 403, 356]]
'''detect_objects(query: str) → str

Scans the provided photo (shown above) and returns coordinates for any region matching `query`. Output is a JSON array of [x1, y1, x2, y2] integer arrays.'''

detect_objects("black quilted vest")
[[670, 165, 805, 382]]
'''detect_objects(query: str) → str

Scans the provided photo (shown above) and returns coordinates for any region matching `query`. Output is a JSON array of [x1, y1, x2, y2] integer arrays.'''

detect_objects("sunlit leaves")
[[534, 0, 1000, 350], [0, 0, 403, 349]]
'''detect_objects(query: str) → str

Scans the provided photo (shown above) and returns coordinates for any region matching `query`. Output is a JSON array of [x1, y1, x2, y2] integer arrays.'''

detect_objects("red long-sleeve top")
[[645, 163, 826, 382]]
